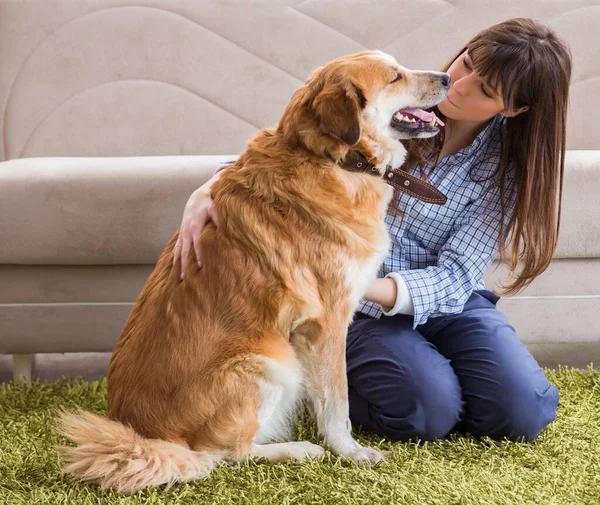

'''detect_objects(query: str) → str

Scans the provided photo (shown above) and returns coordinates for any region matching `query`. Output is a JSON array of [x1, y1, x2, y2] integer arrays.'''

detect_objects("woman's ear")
[[501, 105, 530, 118], [312, 82, 362, 145]]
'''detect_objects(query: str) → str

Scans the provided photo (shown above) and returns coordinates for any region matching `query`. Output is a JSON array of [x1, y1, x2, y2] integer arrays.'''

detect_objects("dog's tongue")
[[399, 108, 445, 126]]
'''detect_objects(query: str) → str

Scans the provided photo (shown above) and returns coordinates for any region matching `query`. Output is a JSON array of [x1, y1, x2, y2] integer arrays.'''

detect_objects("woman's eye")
[[464, 55, 492, 98], [390, 73, 402, 84]]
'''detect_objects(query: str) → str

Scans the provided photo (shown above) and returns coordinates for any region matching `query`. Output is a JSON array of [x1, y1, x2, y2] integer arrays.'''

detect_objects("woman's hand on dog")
[[174, 171, 222, 280]]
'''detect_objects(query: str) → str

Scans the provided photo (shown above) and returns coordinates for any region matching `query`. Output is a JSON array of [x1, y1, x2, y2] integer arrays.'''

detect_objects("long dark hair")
[[404, 18, 572, 295]]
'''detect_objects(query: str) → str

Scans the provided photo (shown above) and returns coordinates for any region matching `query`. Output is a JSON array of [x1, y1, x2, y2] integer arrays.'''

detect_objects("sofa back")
[[1, 0, 598, 162]]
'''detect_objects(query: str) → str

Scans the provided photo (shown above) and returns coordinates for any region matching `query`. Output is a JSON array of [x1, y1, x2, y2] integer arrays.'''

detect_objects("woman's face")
[[437, 50, 508, 122]]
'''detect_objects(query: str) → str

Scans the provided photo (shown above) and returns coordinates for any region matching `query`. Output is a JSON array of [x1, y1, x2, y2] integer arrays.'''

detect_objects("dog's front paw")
[[346, 445, 386, 465], [328, 436, 387, 465]]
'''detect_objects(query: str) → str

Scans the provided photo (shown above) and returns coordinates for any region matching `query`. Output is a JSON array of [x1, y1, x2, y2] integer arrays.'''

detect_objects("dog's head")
[[279, 50, 449, 166]]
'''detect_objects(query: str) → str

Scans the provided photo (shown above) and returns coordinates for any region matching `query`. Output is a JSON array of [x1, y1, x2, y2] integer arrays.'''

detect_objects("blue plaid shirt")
[[358, 114, 515, 328]]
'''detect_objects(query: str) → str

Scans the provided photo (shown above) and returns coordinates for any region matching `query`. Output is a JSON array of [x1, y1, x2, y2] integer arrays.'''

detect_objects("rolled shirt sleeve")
[[380, 271, 415, 316]]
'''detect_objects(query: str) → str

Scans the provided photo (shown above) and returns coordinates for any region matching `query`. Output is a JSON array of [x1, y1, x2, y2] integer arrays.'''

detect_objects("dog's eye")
[[390, 73, 402, 84]]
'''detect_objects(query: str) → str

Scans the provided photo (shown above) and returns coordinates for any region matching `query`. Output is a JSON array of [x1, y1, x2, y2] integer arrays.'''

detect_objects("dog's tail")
[[56, 409, 217, 494]]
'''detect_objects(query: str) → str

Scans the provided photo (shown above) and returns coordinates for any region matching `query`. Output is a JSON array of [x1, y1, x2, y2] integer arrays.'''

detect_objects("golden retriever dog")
[[57, 50, 449, 494]]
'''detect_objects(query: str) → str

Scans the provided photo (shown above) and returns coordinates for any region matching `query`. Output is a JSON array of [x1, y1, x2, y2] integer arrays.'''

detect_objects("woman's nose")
[[452, 74, 472, 96]]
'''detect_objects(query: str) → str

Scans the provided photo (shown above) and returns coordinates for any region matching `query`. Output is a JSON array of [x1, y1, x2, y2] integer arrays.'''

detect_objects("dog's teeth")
[[429, 118, 436, 126], [409, 117, 416, 122]]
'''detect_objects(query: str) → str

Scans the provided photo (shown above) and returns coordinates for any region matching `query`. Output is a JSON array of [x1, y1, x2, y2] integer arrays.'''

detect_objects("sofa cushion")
[[0, 156, 219, 264], [0, 151, 598, 264]]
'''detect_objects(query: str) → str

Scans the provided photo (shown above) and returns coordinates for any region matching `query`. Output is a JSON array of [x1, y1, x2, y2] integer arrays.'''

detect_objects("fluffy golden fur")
[[57, 50, 448, 494]]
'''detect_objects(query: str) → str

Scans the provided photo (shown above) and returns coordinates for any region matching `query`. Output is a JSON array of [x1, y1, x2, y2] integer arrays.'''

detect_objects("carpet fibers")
[[0, 366, 598, 504]]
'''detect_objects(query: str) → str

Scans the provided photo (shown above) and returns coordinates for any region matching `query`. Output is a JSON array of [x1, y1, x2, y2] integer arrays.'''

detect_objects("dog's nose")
[[439, 73, 451, 89]]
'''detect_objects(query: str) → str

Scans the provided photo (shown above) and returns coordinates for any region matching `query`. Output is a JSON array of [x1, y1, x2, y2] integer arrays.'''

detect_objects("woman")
[[173, 18, 572, 442]]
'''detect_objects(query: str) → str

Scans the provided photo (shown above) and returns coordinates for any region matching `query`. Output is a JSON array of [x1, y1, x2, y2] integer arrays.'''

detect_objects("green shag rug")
[[0, 366, 599, 505]]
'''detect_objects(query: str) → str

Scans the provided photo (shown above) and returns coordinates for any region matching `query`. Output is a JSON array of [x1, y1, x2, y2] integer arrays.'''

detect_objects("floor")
[[1, 343, 600, 382]]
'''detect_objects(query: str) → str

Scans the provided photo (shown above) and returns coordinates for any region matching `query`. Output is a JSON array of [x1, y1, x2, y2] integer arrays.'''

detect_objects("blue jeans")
[[346, 289, 558, 442]]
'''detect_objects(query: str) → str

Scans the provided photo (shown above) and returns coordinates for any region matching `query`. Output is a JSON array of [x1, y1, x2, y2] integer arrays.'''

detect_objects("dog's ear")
[[312, 82, 363, 146]]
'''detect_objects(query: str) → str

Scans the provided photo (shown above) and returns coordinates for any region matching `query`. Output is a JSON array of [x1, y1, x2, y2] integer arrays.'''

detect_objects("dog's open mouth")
[[391, 108, 445, 133]]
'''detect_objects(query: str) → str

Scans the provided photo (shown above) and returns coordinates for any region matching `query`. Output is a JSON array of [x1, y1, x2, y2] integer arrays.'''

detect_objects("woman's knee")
[[348, 349, 465, 441], [466, 376, 559, 441], [424, 303, 560, 443], [389, 373, 464, 441]]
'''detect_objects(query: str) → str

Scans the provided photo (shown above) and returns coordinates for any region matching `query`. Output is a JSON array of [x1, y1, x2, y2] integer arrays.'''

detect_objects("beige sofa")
[[1, 0, 599, 380]]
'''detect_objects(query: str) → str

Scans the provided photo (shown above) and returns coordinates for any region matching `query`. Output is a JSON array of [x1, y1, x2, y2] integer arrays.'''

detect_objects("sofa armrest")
[[0, 155, 237, 264], [555, 151, 600, 258]]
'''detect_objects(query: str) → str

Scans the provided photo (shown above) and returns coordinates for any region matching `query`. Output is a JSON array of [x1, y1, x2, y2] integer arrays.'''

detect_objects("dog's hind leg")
[[252, 354, 304, 444], [191, 337, 309, 461]]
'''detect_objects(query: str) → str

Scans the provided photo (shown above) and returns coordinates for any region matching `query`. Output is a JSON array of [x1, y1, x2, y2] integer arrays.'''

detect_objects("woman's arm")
[[363, 275, 414, 316], [363, 277, 396, 309], [399, 187, 514, 328], [369, 174, 517, 327], [365, 273, 415, 316]]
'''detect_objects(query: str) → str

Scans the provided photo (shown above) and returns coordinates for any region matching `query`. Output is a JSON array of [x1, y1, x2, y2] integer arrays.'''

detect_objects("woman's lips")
[[446, 96, 460, 109]]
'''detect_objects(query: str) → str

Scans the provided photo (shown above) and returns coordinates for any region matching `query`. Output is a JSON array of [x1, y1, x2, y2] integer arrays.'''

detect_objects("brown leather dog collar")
[[340, 153, 447, 205]]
